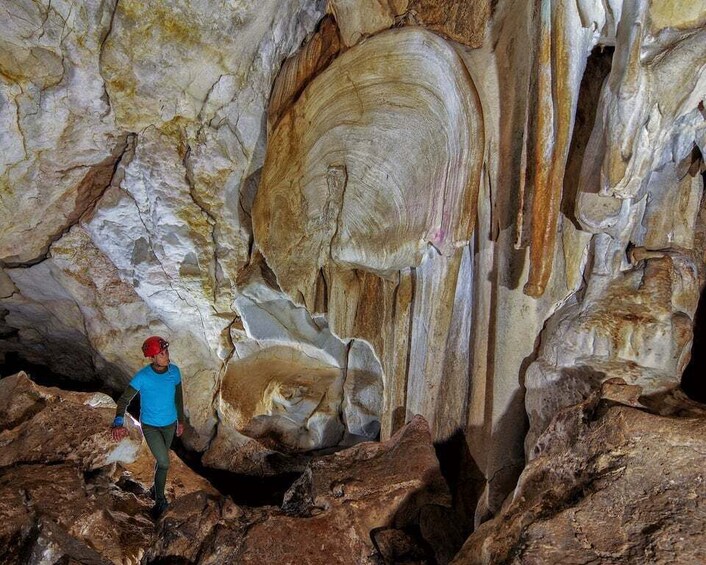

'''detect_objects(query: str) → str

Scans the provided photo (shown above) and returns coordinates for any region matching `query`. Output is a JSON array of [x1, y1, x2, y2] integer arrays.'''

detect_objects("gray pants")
[[142, 422, 176, 505]]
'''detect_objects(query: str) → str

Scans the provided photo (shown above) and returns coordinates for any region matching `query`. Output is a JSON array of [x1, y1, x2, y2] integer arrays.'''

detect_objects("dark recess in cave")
[[682, 270, 706, 404], [433, 431, 485, 557], [681, 169, 706, 404], [0, 352, 104, 393], [172, 439, 303, 507], [562, 44, 614, 227]]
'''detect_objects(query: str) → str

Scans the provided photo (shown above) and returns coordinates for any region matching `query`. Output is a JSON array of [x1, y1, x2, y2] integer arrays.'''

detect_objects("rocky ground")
[[453, 381, 706, 565], [0, 372, 458, 564]]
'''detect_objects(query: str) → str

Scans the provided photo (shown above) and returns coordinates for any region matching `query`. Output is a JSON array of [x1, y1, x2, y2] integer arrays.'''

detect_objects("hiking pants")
[[142, 422, 176, 504]]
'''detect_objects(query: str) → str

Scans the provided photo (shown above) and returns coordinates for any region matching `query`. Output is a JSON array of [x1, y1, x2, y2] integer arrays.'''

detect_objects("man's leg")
[[142, 423, 176, 506]]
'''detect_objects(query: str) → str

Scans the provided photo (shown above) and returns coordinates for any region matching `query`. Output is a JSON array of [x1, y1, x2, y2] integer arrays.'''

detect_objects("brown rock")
[[282, 415, 450, 523], [405, 0, 490, 48], [0, 372, 217, 564], [0, 371, 215, 497], [0, 372, 136, 470], [453, 392, 706, 564], [0, 463, 153, 564], [148, 415, 456, 564]]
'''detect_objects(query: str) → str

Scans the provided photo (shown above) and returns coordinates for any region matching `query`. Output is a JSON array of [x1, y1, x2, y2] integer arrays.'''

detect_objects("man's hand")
[[111, 415, 129, 441], [176, 422, 184, 437], [111, 426, 129, 441]]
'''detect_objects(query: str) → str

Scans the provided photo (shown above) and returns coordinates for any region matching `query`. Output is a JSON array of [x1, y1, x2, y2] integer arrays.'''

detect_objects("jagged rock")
[[0, 372, 216, 564], [0, 372, 214, 493], [0, 463, 152, 565], [0, 372, 141, 470], [525, 251, 701, 456], [148, 415, 457, 564], [452, 386, 706, 564], [1, 226, 154, 394]]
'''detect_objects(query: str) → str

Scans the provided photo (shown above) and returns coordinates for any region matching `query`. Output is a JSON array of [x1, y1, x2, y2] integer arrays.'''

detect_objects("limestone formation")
[[0, 0, 124, 265], [254, 24, 485, 453], [255, 26, 483, 311]]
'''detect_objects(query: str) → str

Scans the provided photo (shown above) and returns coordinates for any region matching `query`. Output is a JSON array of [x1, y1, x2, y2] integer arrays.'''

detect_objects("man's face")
[[152, 348, 170, 367]]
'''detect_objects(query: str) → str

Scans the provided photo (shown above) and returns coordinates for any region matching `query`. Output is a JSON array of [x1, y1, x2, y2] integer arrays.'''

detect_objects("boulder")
[[453, 385, 706, 564]]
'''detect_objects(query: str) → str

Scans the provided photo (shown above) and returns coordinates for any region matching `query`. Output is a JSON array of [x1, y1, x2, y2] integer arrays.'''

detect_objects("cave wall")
[[1, 0, 704, 522]]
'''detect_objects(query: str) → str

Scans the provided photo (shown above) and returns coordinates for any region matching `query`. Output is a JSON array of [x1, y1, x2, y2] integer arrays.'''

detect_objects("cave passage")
[[0, 352, 105, 393]]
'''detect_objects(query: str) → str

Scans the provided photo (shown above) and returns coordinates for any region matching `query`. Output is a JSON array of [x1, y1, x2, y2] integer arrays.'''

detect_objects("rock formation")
[[453, 384, 706, 564], [1, 0, 705, 562], [0, 372, 214, 564], [147, 414, 453, 564]]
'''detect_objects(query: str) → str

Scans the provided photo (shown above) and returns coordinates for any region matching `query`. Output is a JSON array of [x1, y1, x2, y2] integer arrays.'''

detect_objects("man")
[[111, 336, 184, 519]]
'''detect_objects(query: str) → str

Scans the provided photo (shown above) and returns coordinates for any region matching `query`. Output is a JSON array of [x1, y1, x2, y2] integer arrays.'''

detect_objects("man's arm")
[[113, 385, 139, 426], [111, 386, 138, 441]]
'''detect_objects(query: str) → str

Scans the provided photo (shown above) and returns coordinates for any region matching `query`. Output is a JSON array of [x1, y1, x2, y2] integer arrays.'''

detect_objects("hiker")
[[110, 336, 184, 519]]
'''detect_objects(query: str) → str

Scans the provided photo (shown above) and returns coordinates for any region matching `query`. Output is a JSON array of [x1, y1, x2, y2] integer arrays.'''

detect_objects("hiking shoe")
[[150, 500, 168, 520]]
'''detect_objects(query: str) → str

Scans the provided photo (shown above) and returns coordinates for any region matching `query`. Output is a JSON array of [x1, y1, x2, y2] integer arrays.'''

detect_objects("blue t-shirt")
[[129, 364, 182, 426]]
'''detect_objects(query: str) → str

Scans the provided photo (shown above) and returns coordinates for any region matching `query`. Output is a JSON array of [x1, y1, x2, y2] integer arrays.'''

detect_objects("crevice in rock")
[[182, 143, 220, 303], [97, 0, 120, 109], [681, 169, 706, 404], [681, 281, 706, 403], [562, 45, 614, 228], [433, 430, 485, 549]]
